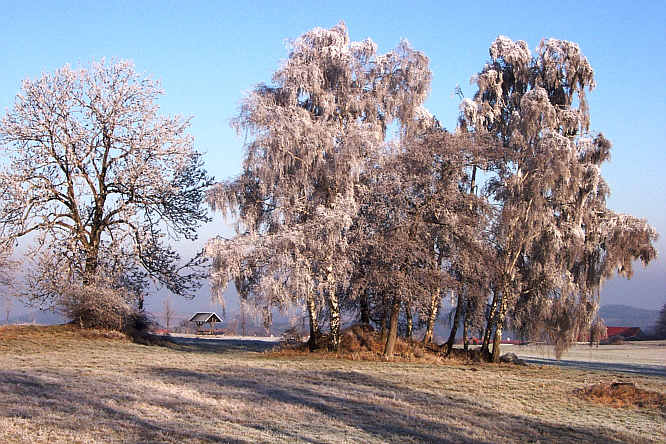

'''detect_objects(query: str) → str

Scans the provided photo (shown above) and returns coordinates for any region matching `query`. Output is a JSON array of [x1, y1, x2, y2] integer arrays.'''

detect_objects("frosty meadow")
[[0, 21, 663, 444]]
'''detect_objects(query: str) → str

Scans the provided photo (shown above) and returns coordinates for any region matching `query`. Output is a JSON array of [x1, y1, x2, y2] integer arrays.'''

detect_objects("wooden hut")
[[189, 312, 222, 335]]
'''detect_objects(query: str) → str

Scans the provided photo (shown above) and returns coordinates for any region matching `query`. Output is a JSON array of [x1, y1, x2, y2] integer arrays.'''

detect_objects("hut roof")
[[189, 312, 222, 323]]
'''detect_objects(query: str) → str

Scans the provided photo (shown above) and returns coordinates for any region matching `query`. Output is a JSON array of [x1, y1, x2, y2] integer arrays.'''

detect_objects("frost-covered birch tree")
[[0, 60, 212, 320], [461, 37, 658, 360], [350, 123, 495, 356], [206, 22, 431, 350]]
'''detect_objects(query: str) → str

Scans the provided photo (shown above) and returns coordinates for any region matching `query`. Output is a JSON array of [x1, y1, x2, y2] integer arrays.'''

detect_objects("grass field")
[[1, 325, 664, 443]]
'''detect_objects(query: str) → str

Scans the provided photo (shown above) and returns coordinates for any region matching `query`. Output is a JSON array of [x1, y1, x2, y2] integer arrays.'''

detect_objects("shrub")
[[58, 276, 149, 335]]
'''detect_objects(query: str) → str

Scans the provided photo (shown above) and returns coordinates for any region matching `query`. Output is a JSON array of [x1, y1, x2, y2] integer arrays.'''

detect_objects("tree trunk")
[[380, 313, 388, 345], [327, 289, 341, 351], [262, 306, 272, 336], [491, 295, 509, 363], [463, 302, 470, 352], [379, 292, 389, 344], [462, 165, 476, 355], [359, 289, 370, 325], [306, 293, 319, 351], [383, 296, 401, 358], [444, 292, 464, 356], [83, 248, 99, 284], [481, 291, 499, 355], [405, 300, 413, 340], [423, 289, 441, 344], [240, 301, 247, 337]]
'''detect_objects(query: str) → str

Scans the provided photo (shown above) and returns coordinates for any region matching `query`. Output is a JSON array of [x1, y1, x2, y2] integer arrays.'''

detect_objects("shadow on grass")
[[159, 336, 278, 354], [522, 357, 666, 378], [0, 363, 647, 443], [0, 371, 252, 443], [147, 366, 634, 443]]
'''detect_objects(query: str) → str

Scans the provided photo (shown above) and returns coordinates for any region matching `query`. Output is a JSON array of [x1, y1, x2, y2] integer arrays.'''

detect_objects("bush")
[[58, 278, 149, 335]]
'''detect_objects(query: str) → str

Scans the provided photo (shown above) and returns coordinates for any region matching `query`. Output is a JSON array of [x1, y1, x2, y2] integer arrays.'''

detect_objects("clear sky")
[[1, 0, 664, 315]]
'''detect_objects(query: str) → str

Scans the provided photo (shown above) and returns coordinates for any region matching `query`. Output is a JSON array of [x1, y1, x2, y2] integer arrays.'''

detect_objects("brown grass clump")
[[340, 323, 383, 352], [447, 346, 484, 362], [574, 382, 666, 410], [270, 324, 466, 363]]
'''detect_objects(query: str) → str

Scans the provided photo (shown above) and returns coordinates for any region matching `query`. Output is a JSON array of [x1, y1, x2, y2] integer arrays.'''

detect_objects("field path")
[[521, 357, 666, 377], [504, 341, 666, 377]]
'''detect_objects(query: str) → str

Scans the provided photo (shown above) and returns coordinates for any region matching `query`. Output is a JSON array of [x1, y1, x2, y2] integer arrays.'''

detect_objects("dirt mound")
[[0, 324, 129, 353], [0, 324, 126, 341], [574, 382, 666, 410], [340, 324, 420, 356], [272, 324, 492, 363], [272, 324, 432, 361]]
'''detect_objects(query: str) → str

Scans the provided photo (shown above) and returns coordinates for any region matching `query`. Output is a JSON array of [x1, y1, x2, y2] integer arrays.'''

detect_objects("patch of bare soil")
[[574, 382, 666, 411]]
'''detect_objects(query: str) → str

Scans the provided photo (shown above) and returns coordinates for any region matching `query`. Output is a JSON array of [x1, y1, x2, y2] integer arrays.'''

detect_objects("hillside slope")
[[599, 304, 660, 332]]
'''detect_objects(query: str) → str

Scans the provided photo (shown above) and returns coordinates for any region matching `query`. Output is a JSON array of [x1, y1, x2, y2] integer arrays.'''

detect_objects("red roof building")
[[578, 326, 643, 342], [606, 326, 642, 339]]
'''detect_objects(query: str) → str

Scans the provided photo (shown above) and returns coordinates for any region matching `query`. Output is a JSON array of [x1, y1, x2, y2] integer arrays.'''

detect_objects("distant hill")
[[598, 304, 660, 333]]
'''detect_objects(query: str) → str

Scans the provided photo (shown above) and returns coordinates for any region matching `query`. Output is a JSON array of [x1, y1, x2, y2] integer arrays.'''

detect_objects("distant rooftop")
[[189, 312, 222, 323]]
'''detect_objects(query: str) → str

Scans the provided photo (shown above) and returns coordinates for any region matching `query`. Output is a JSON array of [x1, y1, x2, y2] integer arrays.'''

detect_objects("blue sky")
[[1, 0, 664, 314]]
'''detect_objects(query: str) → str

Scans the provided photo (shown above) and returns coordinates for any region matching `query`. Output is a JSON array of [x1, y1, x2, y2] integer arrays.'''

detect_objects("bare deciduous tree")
[[0, 60, 213, 323], [163, 297, 174, 331]]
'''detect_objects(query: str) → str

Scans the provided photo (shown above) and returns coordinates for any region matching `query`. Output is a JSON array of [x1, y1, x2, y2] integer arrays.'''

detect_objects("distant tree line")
[[0, 23, 657, 359]]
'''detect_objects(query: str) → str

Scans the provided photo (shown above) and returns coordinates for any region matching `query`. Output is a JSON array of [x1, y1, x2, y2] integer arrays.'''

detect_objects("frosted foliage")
[[489, 36, 531, 67], [0, 253, 16, 297], [349, 128, 495, 330], [464, 36, 657, 358], [0, 60, 212, 305], [207, 23, 431, 347]]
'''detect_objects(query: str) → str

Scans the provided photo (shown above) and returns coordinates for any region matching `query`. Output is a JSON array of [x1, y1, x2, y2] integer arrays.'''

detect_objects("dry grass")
[[574, 382, 666, 410], [1, 325, 664, 443]]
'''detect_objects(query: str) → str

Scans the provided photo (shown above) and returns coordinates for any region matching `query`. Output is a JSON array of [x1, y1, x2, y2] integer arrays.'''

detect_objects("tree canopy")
[[207, 25, 658, 358], [0, 60, 212, 317], [0, 24, 657, 349]]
